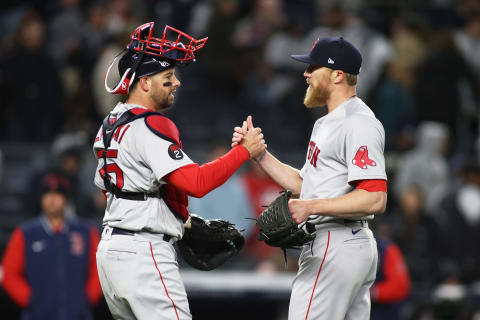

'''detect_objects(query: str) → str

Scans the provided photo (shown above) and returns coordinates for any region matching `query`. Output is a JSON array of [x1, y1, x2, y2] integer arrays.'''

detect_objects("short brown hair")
[[345, 73, 357, 86]]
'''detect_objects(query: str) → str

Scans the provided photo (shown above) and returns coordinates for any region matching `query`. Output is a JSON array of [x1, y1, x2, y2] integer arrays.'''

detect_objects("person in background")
[[370, 221, 411, 320], [393, 121, 450, 214], [25, 145, 84, 217], [436, 161, 480, 284], [0, 9, 62, 142], [1, 172, 102, 320], [387, 184, 441, 319]]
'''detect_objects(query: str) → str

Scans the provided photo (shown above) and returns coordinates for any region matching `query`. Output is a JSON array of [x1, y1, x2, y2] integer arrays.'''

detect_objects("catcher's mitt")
[[177, 214, 245, 271], [256, 190, 316, 248]]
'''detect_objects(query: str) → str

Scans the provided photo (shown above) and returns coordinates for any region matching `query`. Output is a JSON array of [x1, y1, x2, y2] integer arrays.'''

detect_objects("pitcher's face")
[[303, 65, 332, 108]]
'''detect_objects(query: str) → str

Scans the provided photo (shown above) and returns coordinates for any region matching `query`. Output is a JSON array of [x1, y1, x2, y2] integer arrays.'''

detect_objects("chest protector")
[[100, 107, 189, 222]]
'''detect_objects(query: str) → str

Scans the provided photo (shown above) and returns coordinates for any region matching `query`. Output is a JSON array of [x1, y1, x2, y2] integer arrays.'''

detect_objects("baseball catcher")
[[256, 190, 316, 249], [177, 214, 245, 271], [94, 21, 266, 320]]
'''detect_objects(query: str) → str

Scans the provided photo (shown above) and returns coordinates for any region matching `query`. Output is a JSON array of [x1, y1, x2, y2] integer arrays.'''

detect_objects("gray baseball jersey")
[[289, 96, 386, 320], [93, 102, 193, 238], [300, 96, 386, 223], [94, 102, 195, 320]]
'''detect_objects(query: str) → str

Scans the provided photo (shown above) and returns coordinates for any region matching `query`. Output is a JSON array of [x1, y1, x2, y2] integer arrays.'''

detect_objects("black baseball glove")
[[177, 214, 245, 271], [256, 190, 316, 248]]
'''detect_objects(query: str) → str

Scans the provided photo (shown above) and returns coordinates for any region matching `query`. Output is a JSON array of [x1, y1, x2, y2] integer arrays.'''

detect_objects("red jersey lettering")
[[308, 141, 315, 160], [117, 124, 130, 143], [311, 147, 320, 167], [94, 128, 102, 143], [307, 141, 320, 168], [112, 124, 131, 144]]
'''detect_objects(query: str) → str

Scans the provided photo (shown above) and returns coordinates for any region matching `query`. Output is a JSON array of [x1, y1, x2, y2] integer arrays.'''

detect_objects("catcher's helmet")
[[105, 22, 208, 95]]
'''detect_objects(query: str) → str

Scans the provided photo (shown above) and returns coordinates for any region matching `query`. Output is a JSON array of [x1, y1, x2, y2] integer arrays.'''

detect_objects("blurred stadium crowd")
[[0, 0, 479, 319]]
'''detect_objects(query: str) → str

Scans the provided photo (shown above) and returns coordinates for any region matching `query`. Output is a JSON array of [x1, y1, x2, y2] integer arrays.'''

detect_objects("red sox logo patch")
[[168, 143, 183, 160], [70, 232, 85, 256], [352, 146, 376, 169]]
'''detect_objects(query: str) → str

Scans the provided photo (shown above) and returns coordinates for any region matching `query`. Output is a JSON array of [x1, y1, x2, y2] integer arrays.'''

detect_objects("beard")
[[303, 84, 330, 108], [162, 94, 175, 111], [152, 91, 175, 112]]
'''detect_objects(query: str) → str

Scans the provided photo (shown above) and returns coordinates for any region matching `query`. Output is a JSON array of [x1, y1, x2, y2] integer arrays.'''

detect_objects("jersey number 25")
[[98, 149, 124, 189]]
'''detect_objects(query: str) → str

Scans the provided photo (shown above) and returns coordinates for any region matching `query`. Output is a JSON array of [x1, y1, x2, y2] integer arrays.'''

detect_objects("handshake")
[[231, 116, 267, 161]]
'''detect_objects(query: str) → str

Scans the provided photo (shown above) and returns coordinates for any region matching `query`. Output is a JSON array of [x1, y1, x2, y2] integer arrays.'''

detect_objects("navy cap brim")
[[291, 54, 316, 65]]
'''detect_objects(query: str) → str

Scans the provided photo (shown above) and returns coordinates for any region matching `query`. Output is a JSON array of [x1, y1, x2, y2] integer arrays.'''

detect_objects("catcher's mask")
[[105, 22, 208, 95]]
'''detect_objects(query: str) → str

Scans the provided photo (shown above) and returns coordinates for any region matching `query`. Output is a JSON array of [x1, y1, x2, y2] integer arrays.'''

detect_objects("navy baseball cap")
[[291, 37, 362, 75], [119, 50, 175, 79], [40, 173, 71, 196]]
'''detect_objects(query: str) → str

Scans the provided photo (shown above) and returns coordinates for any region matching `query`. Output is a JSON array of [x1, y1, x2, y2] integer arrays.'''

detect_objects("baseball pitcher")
[[233, 37, 387, 320]]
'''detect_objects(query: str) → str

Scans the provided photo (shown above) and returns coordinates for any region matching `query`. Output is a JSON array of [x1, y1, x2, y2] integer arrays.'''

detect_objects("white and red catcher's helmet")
[[105, 22, 208, 95]]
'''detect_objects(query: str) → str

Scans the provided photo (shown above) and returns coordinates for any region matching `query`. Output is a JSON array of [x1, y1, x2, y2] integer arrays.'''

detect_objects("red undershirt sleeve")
[[85, 228, 102, 305], [1, 228, 31, 308], [351, 179, 387, 192], [371, 244, 411, 303], [164, 145, 250, 198]]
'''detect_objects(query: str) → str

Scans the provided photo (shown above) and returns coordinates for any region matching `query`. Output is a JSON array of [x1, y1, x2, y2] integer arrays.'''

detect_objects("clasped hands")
[[231, 115, 266, 160], [231, 116, 312, 224]]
